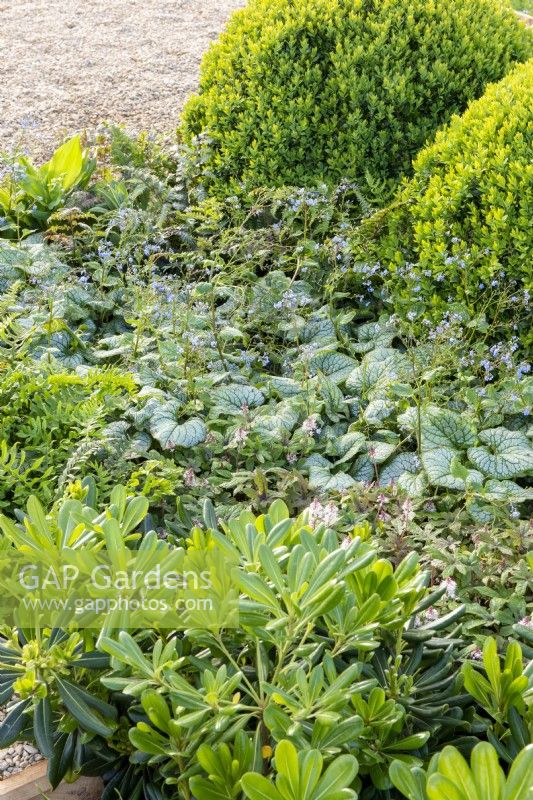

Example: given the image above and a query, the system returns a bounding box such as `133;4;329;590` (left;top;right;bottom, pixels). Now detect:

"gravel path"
0;0;245;159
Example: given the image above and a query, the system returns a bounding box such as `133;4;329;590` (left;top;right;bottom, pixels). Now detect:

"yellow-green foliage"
182;0;532;193
361;59;533;314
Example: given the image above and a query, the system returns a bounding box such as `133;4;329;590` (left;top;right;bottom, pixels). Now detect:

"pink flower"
442;577;457;598
307;498;339;528
302;415;320;435
231;427;249;445
401;498;414;519
183;468;197;487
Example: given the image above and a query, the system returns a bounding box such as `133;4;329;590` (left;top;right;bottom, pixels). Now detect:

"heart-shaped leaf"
212;384;265;414
468;428;533;479
309;466;356;492
310;351;357;384
150;400;207;449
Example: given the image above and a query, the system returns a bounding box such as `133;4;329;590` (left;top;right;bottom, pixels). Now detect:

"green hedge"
181;0;532;193
357;58;533;326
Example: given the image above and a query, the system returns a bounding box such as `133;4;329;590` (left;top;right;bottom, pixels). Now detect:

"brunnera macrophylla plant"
2;215;532;527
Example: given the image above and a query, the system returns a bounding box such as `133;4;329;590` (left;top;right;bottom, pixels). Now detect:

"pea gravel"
0;0;245;159
0;705;44;781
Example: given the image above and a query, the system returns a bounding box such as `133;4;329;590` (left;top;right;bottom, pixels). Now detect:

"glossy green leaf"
312;754;358;800
34;695;54;759
427;774;468;800
503;745;533;800
275;739;300;796
471;742;505;800
56;677;117;737
436;747;479;800
390;761;427;800
241;773;284;800
0;699;30;747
